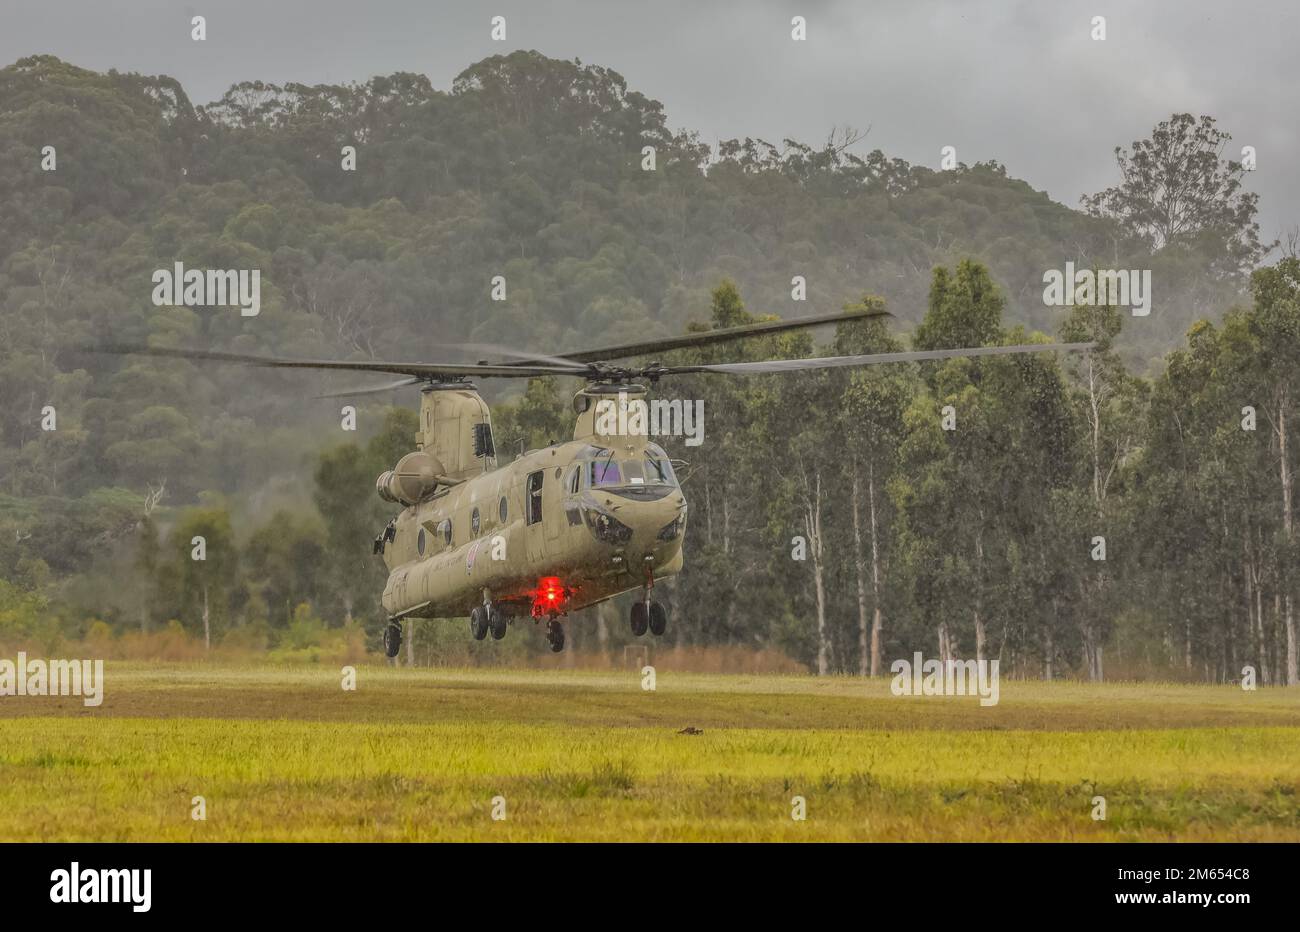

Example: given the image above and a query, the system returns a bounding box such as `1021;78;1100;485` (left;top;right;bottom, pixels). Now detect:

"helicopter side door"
544;466;565;550
524;470;545;563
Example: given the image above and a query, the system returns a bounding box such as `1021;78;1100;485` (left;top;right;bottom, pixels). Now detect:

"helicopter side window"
526;471;544;525
568;466;581;495
471;507;481;536
438;519;452;547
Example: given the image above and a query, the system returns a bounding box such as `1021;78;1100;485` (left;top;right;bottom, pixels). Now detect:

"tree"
1248;258;1300;684
159;507;240;649
1082;113;1269;276
836;297;909;675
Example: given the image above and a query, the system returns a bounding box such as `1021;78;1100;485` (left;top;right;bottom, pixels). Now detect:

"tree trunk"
851;462;870;676
1044;620;1054;681
937;621;953;666
1246;557;1262;684
974;515;986;665
868;460;884;678
804;470;829;676
1253;558;1263;681
1276;593;1284;686
406;619;415;667
202;584;210;651
1087;353;1103;502
1278;387;1298;685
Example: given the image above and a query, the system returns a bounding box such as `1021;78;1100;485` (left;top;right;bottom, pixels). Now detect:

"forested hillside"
1;51;1291;683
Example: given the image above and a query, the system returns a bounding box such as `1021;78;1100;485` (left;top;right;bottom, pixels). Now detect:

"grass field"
2;663;1299;841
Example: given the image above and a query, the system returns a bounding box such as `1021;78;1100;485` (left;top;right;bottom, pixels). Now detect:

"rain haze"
2;0;1296;238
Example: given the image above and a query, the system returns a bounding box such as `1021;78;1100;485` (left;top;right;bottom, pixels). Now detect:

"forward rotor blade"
316;376;423;398
506;306;891;366
92;344;585;379
440;342;590;371
662;341;1097;375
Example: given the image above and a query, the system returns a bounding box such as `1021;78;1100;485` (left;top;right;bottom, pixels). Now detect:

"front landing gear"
629;600;668;637
383;620;402;658
546;618;565;653
630;602;649;636
649;601;667;636
631;561;668;638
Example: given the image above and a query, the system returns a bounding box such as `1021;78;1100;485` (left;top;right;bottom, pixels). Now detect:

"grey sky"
3;0;1296;238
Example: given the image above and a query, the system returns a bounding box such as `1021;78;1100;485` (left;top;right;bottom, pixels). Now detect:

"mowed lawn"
2;664;1299;841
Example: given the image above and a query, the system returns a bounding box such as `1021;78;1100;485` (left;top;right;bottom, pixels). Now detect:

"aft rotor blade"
317;376;423;398
661;342;1097;375
506;306;892;366
92;344;587;379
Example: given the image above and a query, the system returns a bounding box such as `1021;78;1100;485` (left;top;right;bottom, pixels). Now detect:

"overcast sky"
4;0;1296;238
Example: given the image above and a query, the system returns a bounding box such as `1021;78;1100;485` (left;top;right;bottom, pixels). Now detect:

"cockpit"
578;444;679;500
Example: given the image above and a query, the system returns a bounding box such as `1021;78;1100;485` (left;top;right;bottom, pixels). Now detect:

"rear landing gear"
488;606;508;640
383;620;402;658
470;606;489;641
546;618;565;653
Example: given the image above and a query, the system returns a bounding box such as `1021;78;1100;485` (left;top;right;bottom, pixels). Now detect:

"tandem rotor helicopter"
104;310;1092;656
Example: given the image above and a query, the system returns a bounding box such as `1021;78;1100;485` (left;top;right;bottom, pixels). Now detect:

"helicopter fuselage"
376;384;687;625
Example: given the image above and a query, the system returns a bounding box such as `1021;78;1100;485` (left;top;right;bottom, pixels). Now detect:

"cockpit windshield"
590;459;622;487
587;449;677;489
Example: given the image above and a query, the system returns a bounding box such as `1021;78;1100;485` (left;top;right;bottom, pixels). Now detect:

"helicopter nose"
620;493;687;551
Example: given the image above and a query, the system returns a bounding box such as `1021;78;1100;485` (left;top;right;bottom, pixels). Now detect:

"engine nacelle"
376;451;445;505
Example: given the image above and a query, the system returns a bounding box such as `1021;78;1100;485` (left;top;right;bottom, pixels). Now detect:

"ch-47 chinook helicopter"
104;310;1092;655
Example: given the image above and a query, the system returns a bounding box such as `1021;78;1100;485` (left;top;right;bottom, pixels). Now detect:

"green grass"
1;663;1298;840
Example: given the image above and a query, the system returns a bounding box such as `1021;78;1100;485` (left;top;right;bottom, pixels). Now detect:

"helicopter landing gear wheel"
469;606;488;641
546;618;565;653
630;601;649;637
383;620;402;658
648;601;667;636
488;605;508;640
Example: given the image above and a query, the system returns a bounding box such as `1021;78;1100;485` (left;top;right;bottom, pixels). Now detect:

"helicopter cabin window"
526;471;544;525
416;529;427;556
499;496;508;523
568;466;581;495
438;518;452;547
473;422;495;458
471;507;481;536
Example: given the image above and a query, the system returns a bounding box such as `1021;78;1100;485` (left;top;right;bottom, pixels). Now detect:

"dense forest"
0;51;1293;683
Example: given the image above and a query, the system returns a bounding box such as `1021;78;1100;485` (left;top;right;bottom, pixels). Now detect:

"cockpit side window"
645;456;675;484
644;444;677;486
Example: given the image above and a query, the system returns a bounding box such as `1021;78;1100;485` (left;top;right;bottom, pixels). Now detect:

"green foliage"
0;54;1285;680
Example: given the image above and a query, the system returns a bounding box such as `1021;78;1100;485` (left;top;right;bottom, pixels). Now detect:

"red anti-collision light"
533;577;566;614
